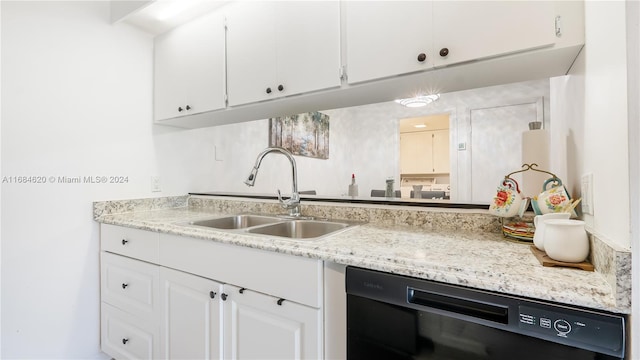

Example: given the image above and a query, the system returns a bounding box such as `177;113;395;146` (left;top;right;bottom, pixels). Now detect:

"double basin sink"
183;214;361;240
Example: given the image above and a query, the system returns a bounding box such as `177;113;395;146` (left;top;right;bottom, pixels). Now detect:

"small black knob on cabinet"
122;283;128;289
277;298;285;306
221;293;228;301
209;291;216;299
277;84;284;91
178;106;184;112
439;48;449;57
239;288;246;294
266;87;272;94
417;53;427;62
122;338;129;345
121;239;128;245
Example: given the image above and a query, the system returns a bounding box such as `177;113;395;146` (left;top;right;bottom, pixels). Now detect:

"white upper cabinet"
154;10;226;121
226;1;341;107
346;1;558;84
345;1;434;84
432;1;556;67
400;130;450;175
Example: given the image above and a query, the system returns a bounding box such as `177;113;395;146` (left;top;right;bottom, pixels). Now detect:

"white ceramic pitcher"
533;212;571;251
543;219;589;263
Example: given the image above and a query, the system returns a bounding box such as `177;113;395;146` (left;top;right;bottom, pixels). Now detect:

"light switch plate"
457;142;467;151
581;173;593;215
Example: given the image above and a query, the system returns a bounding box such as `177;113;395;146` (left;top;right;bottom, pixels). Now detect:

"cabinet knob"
121;283;128;289
266;87;272;94
439;48;449;57
277;298;285;306
122;338;129;345
277;84;284;92
239;288;246;294
221;293;228;301
185;105;191;111
417;53;427;62
121;239;128;245
209;291;216;299
178;106;184;112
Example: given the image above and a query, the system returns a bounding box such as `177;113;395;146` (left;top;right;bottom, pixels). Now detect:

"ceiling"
399;113;450;133
113;0;230;36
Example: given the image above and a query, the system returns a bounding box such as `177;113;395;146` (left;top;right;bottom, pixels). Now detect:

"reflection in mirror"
206;78;550;205
399;114;451;200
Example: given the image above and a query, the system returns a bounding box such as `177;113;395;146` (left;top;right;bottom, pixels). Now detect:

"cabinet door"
223;285;322;359
225;1;277;106
154;27;186;121
154;10;226;121
181;11;226;117
400;132;433;174
275;1;341;96
160;267;224;360
345;1;434;84
432;129;450;173
433;1;556;67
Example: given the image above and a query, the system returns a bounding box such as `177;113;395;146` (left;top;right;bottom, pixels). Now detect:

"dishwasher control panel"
518;305;624;356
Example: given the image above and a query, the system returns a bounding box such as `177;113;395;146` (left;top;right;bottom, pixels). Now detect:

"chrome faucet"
244;147;301;217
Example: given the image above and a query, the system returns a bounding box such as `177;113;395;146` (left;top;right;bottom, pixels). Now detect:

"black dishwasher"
346;267;626;360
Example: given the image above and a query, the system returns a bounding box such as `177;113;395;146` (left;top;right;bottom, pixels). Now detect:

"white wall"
626;0;639;357
0;2;215;358
559;1;635;356
581;1;630;248
0;1;3;354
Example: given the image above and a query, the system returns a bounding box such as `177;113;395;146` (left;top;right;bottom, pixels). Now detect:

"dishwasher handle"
408;287;509;324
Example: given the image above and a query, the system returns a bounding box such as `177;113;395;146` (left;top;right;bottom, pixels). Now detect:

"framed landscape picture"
269;111;329;159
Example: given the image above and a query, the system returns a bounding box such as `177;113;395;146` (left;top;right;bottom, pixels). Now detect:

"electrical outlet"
151;175;162;193
581;173;593;215
457;142;467;151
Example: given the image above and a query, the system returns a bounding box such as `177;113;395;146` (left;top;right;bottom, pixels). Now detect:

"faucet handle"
277;189;299;209
277;189;284;204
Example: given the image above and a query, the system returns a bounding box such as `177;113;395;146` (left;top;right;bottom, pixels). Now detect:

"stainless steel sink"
189;214;282;230
247;220;350;239
183;214;361;240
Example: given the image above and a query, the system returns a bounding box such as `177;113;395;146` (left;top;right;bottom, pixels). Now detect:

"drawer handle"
122;338;129;345
121;239;128;245
121;283;129;289
239;288;246;294
277;298;285;306
221;293;228;301
209;291;216;299
417;53;427;62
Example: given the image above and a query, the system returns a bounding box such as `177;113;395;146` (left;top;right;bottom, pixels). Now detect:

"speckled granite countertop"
94;196;631;314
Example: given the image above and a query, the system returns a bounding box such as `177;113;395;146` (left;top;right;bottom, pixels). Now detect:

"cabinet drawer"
101;224;159;263
101;252;160;321
101;302;160;360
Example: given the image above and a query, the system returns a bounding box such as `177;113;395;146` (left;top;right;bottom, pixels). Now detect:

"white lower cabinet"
160;267;224;360
100;225;323;360
101;302;160;360
224;284;321;359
